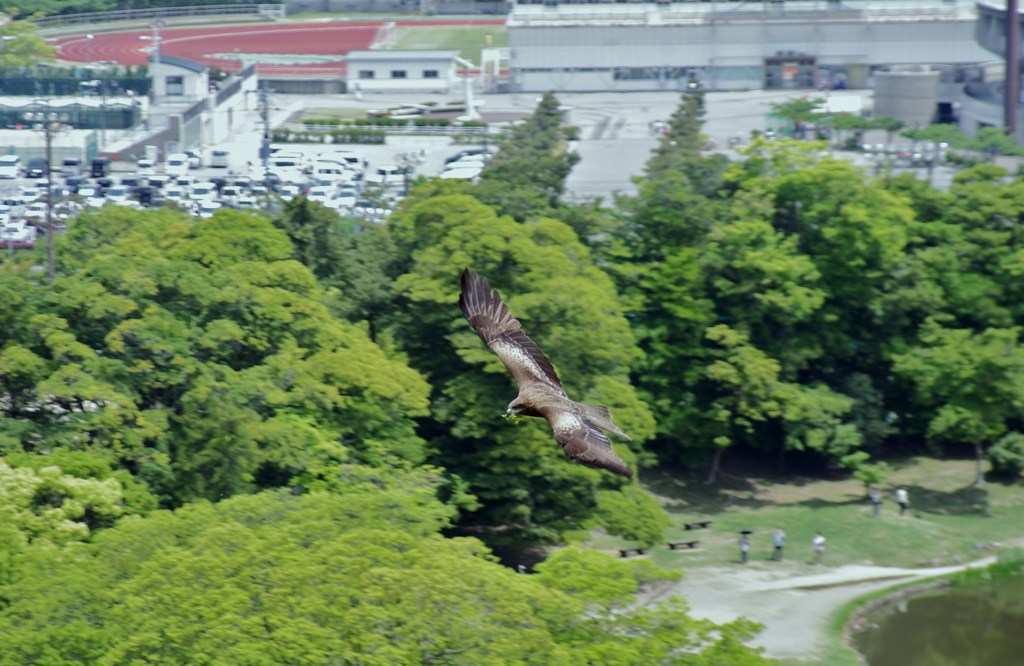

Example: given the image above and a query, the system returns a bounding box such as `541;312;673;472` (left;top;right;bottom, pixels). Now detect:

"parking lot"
4;87;974;254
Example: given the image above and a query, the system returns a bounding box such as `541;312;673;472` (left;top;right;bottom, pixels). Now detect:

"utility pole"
148;19;164;104
23;101;68;285
1007;0;1020;137
258;80;271;172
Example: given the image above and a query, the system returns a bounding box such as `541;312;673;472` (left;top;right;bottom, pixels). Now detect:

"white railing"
281;123;510;136
32;4;285;29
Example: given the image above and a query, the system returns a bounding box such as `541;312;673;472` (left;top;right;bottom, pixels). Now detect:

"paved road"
637;555;998;661
212;88;955;201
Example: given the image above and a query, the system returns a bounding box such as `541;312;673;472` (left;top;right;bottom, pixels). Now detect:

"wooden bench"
619;547;646;558
667;540;700;550
684;520;712;531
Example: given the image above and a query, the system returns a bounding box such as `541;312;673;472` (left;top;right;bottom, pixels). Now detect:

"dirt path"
638;557;996;662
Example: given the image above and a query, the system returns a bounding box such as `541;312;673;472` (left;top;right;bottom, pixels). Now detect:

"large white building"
345;50;462;93
506;0;993;93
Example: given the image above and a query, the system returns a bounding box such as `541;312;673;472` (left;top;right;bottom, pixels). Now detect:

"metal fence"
32;3;286;28
282;123;508;136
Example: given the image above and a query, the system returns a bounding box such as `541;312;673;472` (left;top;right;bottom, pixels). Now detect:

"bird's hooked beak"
503;407;523;425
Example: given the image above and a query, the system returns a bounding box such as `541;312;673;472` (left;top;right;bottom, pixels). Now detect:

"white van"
165;153;190;178
61;158;82;178
0;155;20;179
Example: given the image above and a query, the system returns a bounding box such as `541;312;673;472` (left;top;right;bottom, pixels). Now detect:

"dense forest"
2;88;1024;661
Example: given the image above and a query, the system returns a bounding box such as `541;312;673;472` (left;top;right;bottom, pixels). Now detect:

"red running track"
54;20;505;77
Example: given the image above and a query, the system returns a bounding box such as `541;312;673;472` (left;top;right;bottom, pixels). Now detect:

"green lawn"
590;457;1023;571
587;457;1022;665
390;26;507;63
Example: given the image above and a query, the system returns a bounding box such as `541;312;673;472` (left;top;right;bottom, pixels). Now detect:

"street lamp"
22;101;71;285
140;19;163;104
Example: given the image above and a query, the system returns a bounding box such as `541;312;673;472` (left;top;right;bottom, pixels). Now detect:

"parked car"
165;153;190;178
0;155;21;179
24;158;47;179
185;150;203;169
189;182;218;203
210;150;230;168
91;156;110;178
61;158;82;178
444;147;495;165
1;220;37;249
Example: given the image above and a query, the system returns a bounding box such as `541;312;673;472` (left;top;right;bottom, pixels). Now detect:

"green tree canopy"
0;207;430;506
0;482;773;666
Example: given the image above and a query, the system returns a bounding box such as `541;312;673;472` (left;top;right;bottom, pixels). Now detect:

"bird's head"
503;402;524;425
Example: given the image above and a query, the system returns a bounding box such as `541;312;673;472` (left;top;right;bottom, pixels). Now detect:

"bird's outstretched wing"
459;268;562;391
552;409;633;478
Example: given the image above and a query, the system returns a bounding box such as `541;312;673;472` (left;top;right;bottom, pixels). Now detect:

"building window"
423;69;439;79
358;70;375;79
165;75;184;96
390;70;407;79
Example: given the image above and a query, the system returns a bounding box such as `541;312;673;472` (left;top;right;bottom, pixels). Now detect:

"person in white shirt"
895;487;909;516
812;532;826;564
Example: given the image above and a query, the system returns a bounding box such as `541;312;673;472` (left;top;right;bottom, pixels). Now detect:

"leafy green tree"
594;485;671;547
0;207;430;506
987;432;1024;478
386;191;658;545
475;91;580;220
0;484;773;666
893;320;1024;486
768;97;824;137
872;116;905;144
0;20;55;68
534;545;775;665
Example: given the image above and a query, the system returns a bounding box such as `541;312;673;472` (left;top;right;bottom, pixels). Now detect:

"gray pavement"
213;88;956;202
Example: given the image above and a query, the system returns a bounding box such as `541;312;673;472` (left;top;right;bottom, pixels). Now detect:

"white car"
164;185;189;202
77;187;106;208
194;200;222;218
16;186;42;204
210;150;229;168
24;201;48;221
366;165;405;188
306;185;335;205
105;185;133;206
439;165;483;181
445;157;488;171
165;153;190;178
278;184;302;201
0;155;21;179
189;182;218;203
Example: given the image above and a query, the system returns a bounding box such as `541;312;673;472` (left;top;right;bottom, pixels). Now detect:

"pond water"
852;577;1024;666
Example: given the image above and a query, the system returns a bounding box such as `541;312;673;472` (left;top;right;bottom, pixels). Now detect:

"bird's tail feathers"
579;403;630;440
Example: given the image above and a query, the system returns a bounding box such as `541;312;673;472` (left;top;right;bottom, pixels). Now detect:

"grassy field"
390;26;507;63
591;457;1024;572
591;457;1023;665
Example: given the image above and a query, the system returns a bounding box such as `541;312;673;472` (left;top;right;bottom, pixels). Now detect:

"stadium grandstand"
505;0;993;93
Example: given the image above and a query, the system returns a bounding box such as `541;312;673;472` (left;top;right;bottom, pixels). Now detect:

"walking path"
638;556;997;661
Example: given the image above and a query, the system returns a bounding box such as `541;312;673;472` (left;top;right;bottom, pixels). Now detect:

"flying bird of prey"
459;268;633;478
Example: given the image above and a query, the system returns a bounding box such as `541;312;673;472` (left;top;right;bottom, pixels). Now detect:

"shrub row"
272;129;387;145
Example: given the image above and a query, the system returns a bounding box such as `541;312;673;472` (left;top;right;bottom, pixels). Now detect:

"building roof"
148;55;208;73
345;50;461;63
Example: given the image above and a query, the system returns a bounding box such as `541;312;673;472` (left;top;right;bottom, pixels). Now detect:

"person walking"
870;487;882;517
772;528;786;561
812;531;826;564
895;487;909;516
739;534;750;564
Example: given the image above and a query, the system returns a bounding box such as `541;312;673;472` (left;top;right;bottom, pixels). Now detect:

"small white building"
150;55;210;101
345;50;460;93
